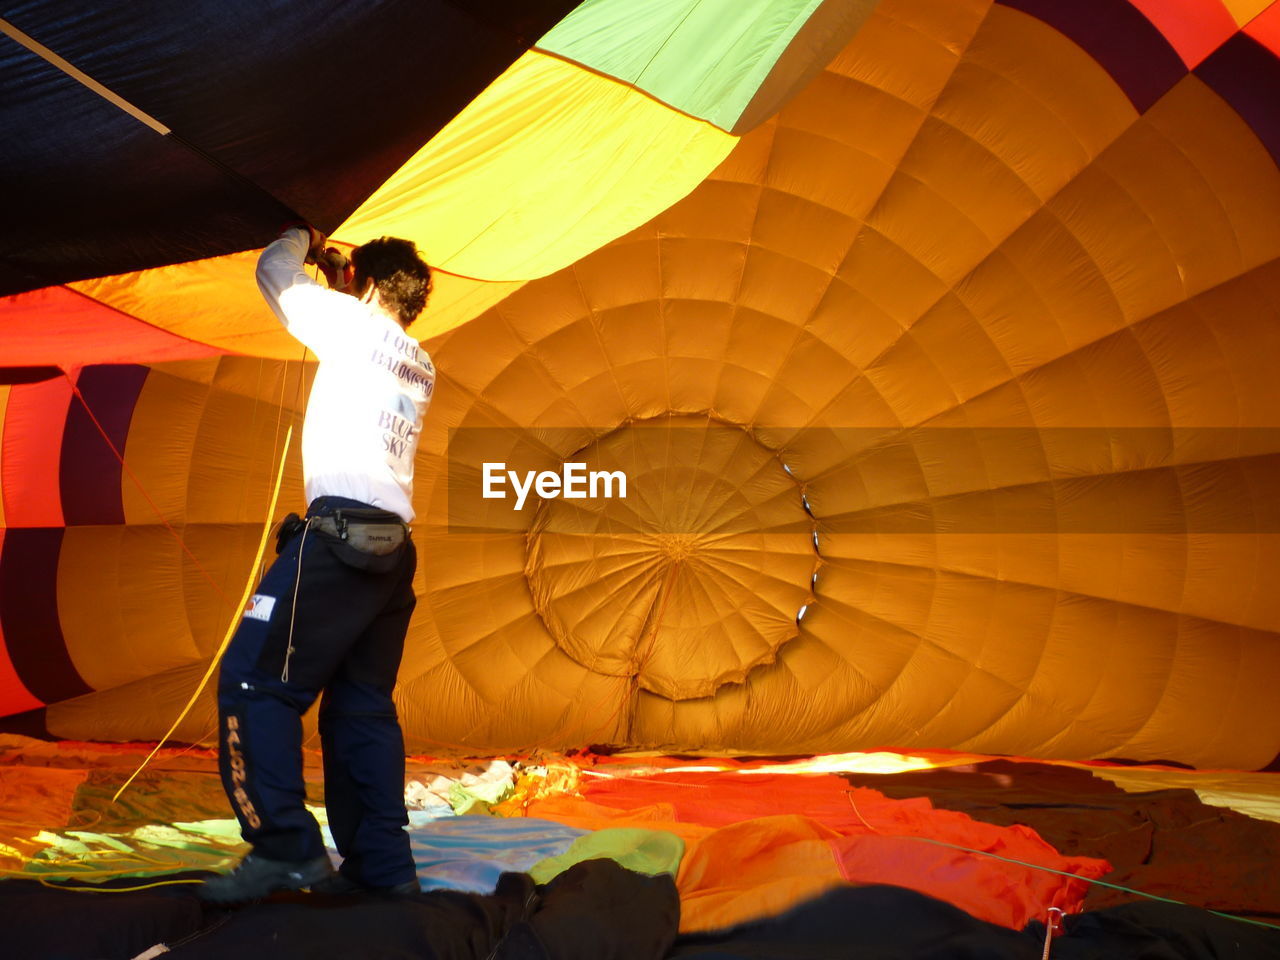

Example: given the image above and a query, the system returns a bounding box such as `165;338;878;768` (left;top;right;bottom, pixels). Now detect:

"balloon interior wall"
2;1;1279;954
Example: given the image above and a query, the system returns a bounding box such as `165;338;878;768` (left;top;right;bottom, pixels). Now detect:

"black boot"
198;853;335;903
309;872;419;896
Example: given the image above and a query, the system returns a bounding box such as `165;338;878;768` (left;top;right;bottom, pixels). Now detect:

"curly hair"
351;237;432;327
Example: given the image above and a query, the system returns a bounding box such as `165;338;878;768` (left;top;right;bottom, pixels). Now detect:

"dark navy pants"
217;496;417;887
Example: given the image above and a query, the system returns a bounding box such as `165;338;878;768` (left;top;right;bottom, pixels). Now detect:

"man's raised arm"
255;226;354;353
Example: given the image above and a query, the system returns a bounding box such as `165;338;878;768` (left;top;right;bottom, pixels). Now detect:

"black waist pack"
310;508;407;555
311;507;410;573
275;508;410;573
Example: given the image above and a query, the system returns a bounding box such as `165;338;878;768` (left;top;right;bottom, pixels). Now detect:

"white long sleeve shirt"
256;228;434;522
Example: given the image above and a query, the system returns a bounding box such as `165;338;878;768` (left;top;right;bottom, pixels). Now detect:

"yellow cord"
111;425;295;805
36;876;205;892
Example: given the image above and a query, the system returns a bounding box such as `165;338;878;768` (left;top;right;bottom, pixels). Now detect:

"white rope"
281;518;313;683
0;17;171;134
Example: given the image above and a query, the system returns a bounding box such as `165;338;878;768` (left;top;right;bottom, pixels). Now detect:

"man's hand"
315;247;354;293
279;222;350;290
303;226;327;264
279;221;327;263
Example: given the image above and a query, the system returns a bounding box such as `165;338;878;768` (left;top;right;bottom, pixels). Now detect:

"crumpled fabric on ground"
842;759;1280;917
398;815;589;892
528;826;684;884
405;759;516;814
3;859;677;960
525;772;1109;931
8;868;1274;960
669;884;1280;960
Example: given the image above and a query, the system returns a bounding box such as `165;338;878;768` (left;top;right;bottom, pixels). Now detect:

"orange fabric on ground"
520;793;716;853
0;763;89;870
579;770;878;828
831;811;1111;929
677;811;1109;933
519;794;843;932
676;815;848;933
569;772;1110;930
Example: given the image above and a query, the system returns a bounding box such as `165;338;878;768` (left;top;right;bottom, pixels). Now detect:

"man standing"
200;226;435;902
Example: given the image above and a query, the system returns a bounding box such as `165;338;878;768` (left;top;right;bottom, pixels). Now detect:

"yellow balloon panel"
337;50;736;281
70;252;297;359
64;248;533;356
830;0;991;111
57;526;198;692
46;660;219;746
944;5;1138;183
122;359;299;526
1223;0;1273;26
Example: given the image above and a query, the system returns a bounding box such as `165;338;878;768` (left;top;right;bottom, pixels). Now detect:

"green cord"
902;834;1280;933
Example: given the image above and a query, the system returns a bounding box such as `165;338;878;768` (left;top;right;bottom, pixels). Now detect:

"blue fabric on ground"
325;814;589;892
